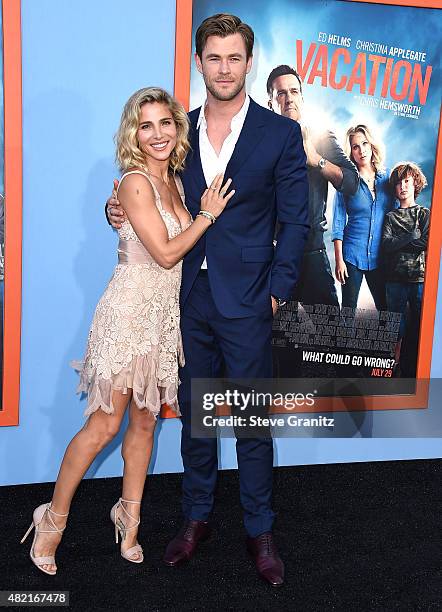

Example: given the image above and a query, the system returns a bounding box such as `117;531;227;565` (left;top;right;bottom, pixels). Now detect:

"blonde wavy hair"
344;124;385;173
115;87;190;174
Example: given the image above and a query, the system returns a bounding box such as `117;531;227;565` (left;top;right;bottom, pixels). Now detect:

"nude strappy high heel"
110;498;144;563
20;503;69;575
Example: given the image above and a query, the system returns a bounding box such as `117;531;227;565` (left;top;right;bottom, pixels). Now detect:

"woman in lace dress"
21;87;234;574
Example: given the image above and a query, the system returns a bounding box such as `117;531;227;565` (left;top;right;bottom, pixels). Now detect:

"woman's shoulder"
120;167;150;181
376;167;390;180
117;168;156;199
119;168;153;187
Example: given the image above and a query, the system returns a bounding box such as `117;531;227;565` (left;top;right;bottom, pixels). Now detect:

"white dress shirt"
197;95;250;269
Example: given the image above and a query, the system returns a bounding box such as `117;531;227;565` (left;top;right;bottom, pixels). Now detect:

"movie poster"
0;2;4;410
189;0;442;399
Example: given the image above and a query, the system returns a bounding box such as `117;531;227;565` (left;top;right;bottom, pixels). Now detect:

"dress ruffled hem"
70;354;181;419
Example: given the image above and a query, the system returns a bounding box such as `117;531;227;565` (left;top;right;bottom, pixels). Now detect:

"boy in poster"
382;162;429;377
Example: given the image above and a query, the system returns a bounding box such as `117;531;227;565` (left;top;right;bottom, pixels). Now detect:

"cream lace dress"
73;170;191;418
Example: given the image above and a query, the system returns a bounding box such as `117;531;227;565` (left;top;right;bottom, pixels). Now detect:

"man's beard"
204;73;246;101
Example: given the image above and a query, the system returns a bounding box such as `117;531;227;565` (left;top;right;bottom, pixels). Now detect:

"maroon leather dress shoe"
246;532;285;587
163;519;211;566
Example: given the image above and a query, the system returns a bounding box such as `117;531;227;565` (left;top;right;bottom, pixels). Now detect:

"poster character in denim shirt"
332;124;396;311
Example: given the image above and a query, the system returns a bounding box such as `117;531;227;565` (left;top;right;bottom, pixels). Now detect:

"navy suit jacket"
180;97;309;319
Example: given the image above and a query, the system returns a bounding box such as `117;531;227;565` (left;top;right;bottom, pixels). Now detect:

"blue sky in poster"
190;0;442;209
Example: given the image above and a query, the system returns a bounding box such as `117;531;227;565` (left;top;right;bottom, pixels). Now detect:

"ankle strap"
39;504;68;535
48;503;69;517
115;498;141;529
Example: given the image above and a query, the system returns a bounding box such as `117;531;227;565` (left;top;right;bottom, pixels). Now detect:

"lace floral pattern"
73;173;191;418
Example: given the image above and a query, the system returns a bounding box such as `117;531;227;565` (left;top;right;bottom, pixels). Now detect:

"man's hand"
301;124;321;168
271;296;279;316
107;179;126;229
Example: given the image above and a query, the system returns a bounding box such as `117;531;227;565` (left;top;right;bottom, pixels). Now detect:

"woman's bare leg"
118;400;157;560
33;391;130;572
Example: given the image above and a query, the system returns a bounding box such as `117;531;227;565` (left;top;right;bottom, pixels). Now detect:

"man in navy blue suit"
108;14;309;586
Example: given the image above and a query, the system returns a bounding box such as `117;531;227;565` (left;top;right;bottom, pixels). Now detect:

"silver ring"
210;186;216;191
109;207;114;215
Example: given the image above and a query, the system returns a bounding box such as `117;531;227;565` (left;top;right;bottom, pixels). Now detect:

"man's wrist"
318;156;327;170
306;151;321;168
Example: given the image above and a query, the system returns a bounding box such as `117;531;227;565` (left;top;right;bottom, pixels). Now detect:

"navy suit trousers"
178;272;275;537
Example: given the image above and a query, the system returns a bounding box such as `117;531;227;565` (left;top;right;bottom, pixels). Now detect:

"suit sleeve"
270;120;310;301
320;131;359;196
105;203;111;225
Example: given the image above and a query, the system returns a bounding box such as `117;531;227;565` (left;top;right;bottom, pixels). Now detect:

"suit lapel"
187;110;207;198
224;98;266;179
185;99;266;202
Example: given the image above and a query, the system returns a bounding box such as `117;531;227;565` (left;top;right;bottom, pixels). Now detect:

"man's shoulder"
188;106;201;127
252;100;300;134
310;127;337;147
188;98;300;136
